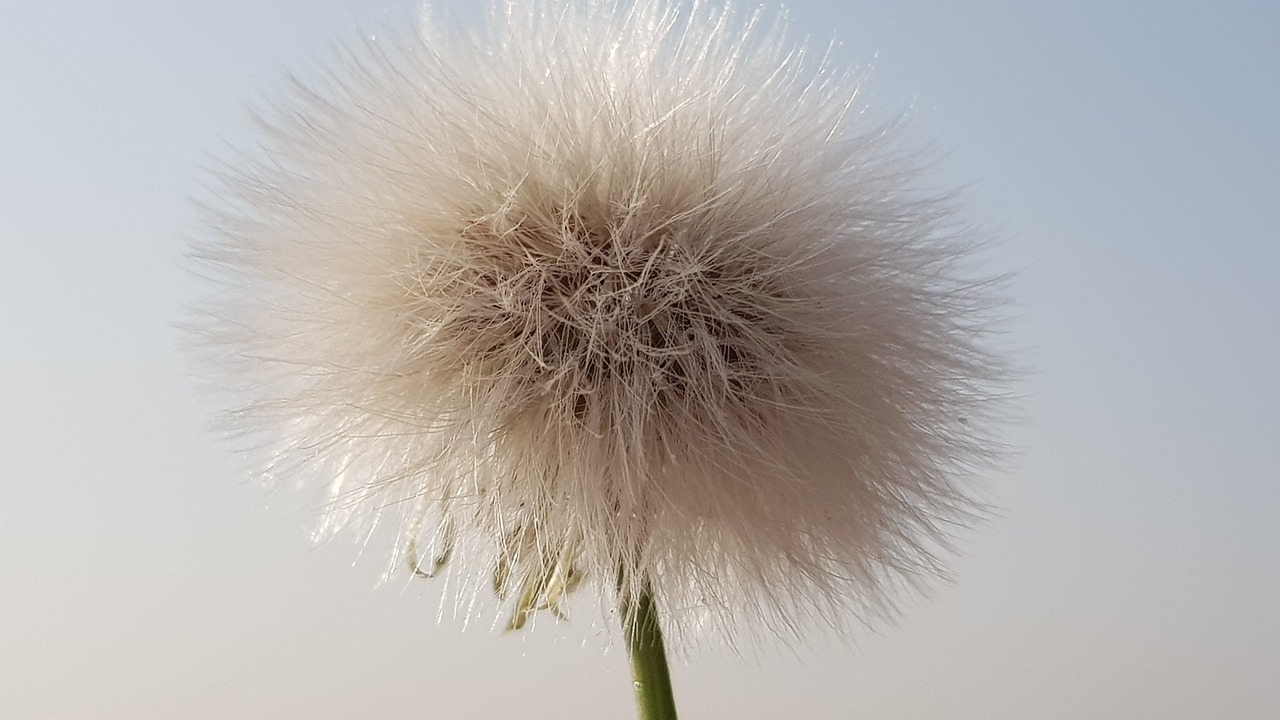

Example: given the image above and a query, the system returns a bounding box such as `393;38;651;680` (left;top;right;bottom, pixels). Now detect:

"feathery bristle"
191;0;1009;647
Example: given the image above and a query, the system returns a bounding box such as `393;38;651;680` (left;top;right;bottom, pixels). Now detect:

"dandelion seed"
191;1;1011;717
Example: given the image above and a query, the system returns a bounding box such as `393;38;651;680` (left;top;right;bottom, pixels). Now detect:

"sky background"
2;1;1278;718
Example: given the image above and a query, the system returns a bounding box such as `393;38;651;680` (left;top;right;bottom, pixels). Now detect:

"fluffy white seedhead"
194;0;1008;647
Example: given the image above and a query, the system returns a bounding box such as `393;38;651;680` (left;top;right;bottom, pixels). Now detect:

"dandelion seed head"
193;0;1010;647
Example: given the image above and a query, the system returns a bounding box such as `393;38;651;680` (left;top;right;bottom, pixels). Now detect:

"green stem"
620;584;679;720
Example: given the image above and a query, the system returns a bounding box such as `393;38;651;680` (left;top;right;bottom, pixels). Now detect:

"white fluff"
193;0;1008;646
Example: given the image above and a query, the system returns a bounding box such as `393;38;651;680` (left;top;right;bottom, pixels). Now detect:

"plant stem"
620;584;679;720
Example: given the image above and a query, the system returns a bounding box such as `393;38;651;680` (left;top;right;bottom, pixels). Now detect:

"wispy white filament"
193;0;1008;646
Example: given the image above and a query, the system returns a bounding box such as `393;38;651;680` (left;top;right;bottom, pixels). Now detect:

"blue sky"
2;1;1277;718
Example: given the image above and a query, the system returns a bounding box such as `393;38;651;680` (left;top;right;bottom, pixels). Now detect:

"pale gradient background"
2;1;1278;718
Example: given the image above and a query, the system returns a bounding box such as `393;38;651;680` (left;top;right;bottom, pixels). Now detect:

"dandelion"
192;1;1009;717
